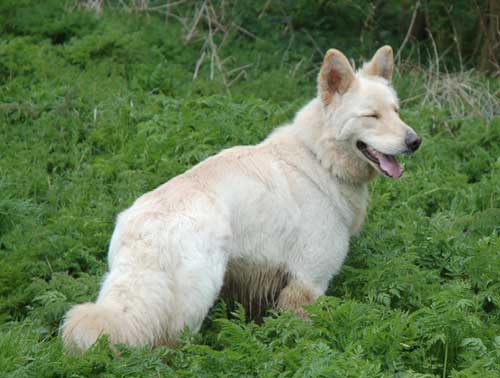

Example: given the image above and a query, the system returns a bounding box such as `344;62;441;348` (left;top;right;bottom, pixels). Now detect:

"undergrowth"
0;1;499;377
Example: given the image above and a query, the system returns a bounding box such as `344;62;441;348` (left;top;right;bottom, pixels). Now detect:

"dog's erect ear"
318;49;355;104
363;45;393;80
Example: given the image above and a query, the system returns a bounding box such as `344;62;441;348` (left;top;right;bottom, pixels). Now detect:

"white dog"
62;46;421;351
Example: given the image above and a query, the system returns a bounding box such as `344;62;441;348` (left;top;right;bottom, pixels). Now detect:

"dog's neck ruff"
292;99;377;186
317;138;377;185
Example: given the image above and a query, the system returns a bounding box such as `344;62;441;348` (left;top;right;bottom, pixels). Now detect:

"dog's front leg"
276;279;320;319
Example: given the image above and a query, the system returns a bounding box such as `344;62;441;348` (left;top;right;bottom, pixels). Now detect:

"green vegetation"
0;1;499;377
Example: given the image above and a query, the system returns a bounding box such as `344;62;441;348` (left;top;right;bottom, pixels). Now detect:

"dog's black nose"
405;132;422;152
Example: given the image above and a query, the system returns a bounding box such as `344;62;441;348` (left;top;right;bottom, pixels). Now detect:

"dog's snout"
405;132;422;152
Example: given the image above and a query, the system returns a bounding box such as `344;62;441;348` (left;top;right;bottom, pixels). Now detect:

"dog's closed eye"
362;113;379;119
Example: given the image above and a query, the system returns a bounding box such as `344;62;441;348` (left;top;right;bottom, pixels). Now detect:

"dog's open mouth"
356;141;404;179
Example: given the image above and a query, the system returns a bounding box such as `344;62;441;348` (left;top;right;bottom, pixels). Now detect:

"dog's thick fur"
62;46;420;351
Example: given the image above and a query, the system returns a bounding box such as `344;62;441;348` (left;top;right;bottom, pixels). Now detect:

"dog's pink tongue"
371;150;403;179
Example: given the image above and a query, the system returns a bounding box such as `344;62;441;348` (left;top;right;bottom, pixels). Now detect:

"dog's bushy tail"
61;302;130;352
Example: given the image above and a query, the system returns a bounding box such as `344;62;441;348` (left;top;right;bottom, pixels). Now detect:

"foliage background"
0;0;499;377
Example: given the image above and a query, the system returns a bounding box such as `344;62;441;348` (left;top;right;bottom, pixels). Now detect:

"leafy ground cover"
0;1;499;377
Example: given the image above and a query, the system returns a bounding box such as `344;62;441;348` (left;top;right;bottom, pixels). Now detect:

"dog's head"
317;46;421;179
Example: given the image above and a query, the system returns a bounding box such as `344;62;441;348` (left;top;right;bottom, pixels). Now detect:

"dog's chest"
336;182;369;236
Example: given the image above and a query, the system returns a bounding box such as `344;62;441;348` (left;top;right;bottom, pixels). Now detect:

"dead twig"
395;0;421;66
185;1;206;43
302;28;323;57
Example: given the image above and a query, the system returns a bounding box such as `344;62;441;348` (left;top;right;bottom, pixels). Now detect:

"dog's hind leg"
61;212;229;352
61;268;183;351
62;256;228;352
